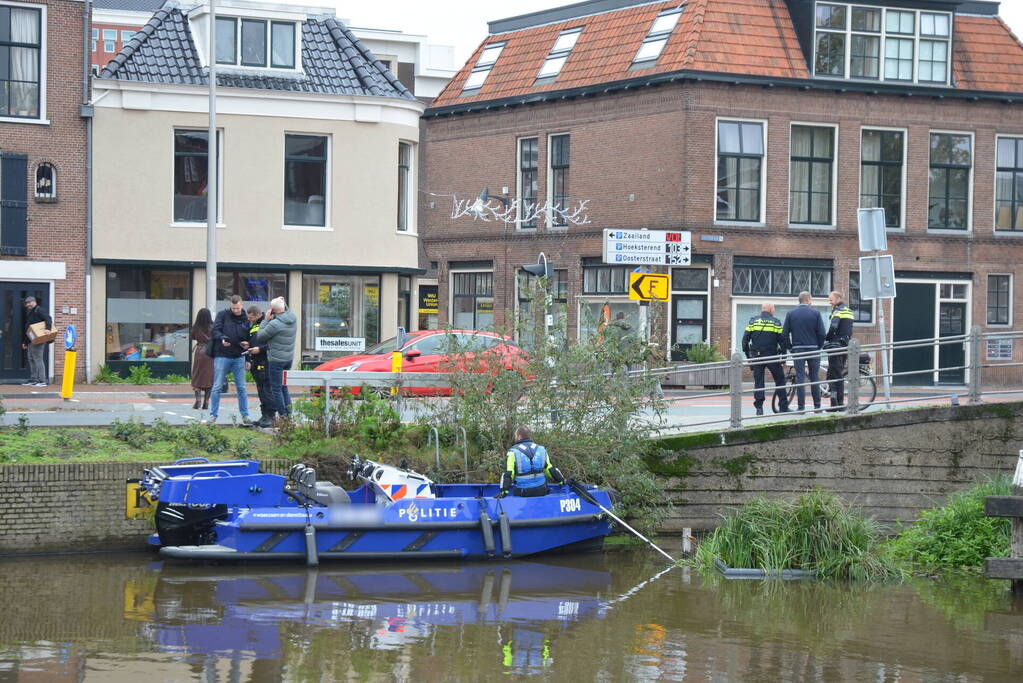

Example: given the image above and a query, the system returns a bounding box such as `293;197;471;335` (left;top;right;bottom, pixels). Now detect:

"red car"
312;330;529;396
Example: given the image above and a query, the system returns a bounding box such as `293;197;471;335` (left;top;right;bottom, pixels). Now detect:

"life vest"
510;441;548;490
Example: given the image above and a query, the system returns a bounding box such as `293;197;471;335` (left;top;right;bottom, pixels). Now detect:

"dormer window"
813;3;951;85
462;41;505;93
633;7;682;66
536;27;581;82
215;17;297;69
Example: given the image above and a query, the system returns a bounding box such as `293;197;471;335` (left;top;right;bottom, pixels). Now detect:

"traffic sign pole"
874;249;892;409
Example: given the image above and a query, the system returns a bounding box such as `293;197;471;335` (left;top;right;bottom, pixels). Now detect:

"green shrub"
109;418;155;448
886;476;1012;570
95;364;123;384
160;373;190;383
682;342;726;363
695;488;901;580
354;389;402;450
14;414;29;436
127;364;153;385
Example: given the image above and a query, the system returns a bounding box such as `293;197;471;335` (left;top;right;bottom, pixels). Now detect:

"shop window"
284;134;327;227
579;301;639;342
34;162;55;201
216;272;287;311
451;272;494;330
105;268;191;362
173;129;221;223
301;274;380;360
417;284;438;330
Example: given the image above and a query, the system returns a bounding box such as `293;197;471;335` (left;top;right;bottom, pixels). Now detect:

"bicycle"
771;352;877;413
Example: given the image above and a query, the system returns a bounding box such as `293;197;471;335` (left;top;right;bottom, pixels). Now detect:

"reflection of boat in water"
134;558;613;658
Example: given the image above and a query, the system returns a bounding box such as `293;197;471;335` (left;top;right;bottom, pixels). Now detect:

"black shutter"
1;153;29;256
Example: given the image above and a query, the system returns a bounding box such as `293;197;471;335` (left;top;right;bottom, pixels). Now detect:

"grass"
694;488;903;580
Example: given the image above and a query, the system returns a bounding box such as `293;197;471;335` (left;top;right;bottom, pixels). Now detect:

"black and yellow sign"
418;286;439;314
125;479;154;520
628;273;669;302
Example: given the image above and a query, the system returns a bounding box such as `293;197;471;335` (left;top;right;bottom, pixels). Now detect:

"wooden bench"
984;450;1023;596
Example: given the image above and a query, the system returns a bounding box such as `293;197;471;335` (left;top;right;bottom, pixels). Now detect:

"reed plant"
696;488;902;580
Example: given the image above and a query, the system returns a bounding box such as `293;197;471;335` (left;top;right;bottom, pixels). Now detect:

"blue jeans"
792;347;822;409
209;355;249;420
268;361;292;417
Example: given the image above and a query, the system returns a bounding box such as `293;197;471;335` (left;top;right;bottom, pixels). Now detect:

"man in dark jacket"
21;296;52;386
249;296;297;422
825;290;856;410
208;295;252;424
244;306;274;427
782;291;827;412
742;303;789;415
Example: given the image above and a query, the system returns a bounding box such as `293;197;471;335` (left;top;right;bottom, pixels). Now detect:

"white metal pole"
206;0;218;313
874;250;892;408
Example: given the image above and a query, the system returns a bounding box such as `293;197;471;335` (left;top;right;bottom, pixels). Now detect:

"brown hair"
229;295;243;304
514;426;532;441
247;305;262;316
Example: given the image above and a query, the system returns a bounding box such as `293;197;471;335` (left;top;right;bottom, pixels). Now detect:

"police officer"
243;306;274;428
825;291;855;410
501;426;565;497
742;303;789;415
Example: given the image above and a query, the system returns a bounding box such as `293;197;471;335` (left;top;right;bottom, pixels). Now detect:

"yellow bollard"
60;349;76;400
390;350;402;395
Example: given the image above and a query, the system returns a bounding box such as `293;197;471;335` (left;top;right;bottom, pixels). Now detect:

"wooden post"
985;450;1023;596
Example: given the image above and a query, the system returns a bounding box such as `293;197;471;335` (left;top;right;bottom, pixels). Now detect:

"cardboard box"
27;321;58;345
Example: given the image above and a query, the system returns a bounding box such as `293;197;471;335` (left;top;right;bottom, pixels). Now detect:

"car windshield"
365;337;401;354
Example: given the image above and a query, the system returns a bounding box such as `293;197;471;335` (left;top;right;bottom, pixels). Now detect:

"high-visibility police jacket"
741;314;787;357
826;304;855;347
247;321;268;372
505;439;553;490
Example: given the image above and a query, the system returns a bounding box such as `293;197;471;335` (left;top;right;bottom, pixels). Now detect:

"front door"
0;283;48;383
670;295;708;361
938;301;966;384
892;282;935;386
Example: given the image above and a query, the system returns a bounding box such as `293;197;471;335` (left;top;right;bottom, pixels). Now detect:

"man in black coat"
782;291;827;412
207;295;252;424
21;296;52;386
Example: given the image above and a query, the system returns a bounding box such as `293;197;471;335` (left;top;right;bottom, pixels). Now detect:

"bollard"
390;351;402;396
845;339;860;415
729;353;744;429
968;325;983;404
60;349;77;400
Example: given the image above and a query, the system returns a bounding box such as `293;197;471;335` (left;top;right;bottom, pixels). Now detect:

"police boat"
140;456;614;564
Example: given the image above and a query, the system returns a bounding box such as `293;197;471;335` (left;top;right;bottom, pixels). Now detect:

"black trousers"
751;356;787;409
513;484;548;497
252;367;273;418
827;351;846;407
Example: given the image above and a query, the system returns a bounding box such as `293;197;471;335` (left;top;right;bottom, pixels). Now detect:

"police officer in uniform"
501;426;565;497
243;306;274;428
825;291;855;410
742;303;789;415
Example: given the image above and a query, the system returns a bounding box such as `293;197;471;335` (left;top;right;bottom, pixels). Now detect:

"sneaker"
21;381;35;386
755;407;764;416
778;407;792;413
34;382;47;387
257;416;274;429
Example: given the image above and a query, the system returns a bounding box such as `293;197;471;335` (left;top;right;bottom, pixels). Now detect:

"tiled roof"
99;5;415;100
431;0;1023;109
92;0;164;12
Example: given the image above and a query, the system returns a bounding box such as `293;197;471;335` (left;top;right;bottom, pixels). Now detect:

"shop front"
300;273;381;367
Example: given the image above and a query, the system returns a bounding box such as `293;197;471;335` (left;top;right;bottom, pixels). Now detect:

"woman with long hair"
190;307;214;409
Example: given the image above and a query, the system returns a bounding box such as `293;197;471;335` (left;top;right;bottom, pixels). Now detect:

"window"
536;27;580;81
462;41;504;92
928;133;971;230
549;134;569;227
418;284;438;330
121;30;135;43
732;258;832;297
0;152;28;255
860;129;903;228
102;28;116;40
918;40;947;82
284;134;327;227
884;37;913;80
451;272;494;330
517;137;538;229
996;137;1023;232
105;268;191;362
34;162;55;200
517;269;568;344
398;275;411;331
397;141;412;231
301;274;380;360
91;28;97;39
789;125;835;225
987;275;1011;326
104;40;115;53
0;5;42;118
216;271;287;311
633;7;682;65
173;129;221;224
91;40;96;52
583;261;630;295
848;272;873;323
214;17;296;69
717;120;764;222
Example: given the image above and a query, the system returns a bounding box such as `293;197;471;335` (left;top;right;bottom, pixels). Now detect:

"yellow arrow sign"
629;272;669;302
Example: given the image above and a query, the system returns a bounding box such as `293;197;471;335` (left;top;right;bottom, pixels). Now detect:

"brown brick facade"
422;80;1023;385
0;0;88;382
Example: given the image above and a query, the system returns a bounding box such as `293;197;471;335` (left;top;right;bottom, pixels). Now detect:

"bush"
127;364;153;385
682;342;726;363
95;364;123;384
886;476;1012;570
160;373;191;383
695;488;902;580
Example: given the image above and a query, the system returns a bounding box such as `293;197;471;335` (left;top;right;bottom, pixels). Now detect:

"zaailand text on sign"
602;229;692;266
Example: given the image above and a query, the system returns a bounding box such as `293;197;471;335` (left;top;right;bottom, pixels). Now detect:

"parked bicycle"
771;352;877;413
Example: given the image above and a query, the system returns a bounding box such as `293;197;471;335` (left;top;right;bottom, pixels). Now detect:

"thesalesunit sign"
315;337;365;352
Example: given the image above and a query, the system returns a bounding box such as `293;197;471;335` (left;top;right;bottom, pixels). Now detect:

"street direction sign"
629;272;670;301
603;229;692;266
859;255;897;299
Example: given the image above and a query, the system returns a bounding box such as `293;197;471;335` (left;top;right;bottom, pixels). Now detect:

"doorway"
0;282;48;383
892;279;970;386
670;295;708;361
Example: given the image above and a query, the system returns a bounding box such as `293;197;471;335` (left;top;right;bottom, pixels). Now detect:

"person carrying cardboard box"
22;296;54;387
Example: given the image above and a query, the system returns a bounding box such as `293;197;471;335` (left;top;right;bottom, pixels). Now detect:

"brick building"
0;0;88;383
90;0;161;74
421;0;1023;386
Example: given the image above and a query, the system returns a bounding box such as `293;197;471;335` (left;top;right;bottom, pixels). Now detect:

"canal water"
1;548;1021;681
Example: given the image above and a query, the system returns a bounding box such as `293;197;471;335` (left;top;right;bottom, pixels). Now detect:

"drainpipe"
82;0;94;381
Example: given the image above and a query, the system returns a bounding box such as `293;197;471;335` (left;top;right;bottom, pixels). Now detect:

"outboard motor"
287;463;350;506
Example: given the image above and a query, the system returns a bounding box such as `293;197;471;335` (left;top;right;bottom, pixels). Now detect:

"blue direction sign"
64;324;76;350
602;229;692;265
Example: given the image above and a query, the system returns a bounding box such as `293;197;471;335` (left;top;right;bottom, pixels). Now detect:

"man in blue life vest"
501;426;565;497
742;302;790;415
825;290;855;411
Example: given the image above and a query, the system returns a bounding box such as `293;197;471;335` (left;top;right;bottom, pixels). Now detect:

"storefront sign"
315;337;366;352
418;286;439;314
603;229;692;266
477;300;494;314
364;284;379;305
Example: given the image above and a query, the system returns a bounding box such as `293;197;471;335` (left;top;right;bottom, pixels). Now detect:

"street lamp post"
206;0;218;312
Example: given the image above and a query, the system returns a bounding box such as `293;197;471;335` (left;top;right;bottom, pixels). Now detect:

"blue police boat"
140;456;614;564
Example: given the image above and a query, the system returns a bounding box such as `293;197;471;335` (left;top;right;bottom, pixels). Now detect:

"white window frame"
713;116;768;227
282;132;332;231
994;135;1023;235
213;16;301;72
632;7;682;66
396;140;415;234
462;41;505;92
892;276;973;385
33;161;55;199
121;30;135;42
811;2;952;86
730;296;831;356
546;132;570;230
669;266;713;358
576;296;641;341
449;269;495;331
987;273;1013;328
858;126;908;232
516;136;539;232
926;129;974;234
169;127;225;229
536;27;581;81
102;28;116;41
848;271;876;327
787;121;839;229
0;1;48;124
